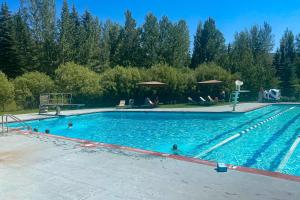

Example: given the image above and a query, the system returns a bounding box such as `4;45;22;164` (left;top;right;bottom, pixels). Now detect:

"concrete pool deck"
0;132;299;200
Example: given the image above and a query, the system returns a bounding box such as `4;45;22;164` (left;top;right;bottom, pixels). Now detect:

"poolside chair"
188;97;196;104
199;96;214;105
208;96;217;104
116;100;126;109
141;97;156;108
199;96;206;104
128;99;135;108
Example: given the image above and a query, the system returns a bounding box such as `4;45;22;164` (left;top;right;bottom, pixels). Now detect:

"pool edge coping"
4;103;272;124
10;128;300;183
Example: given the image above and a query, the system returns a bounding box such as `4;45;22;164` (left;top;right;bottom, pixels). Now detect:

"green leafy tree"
13;71;54;108
117;10;141;67
194;62;238;97
158;16;174;65
147;64;193;101
100;66;142;103
58;0;73;64
79;10;101;71
171;20;190;67
227;24;278;97
55;62;101;98
99;20;121;69
294;34;300;79
191;22;202;68
140;13;160;67
274;30;296;96
248;23;277;90
192;18;225;66
21;0;58;74
12;11;38;73
0;71;14;111
69;4;81;63
0;3;20;77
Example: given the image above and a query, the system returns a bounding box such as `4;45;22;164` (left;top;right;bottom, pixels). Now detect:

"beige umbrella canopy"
137;81;166;88
197;80;223;84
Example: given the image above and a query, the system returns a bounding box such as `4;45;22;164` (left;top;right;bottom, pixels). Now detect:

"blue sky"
2;0;300;49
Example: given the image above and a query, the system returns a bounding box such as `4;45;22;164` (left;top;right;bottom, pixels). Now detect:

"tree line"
1;0;300;110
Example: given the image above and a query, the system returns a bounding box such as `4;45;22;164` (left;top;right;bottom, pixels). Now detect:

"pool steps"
276;136;300;172
194;106;295;158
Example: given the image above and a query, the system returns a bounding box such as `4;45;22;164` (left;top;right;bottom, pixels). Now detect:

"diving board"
39;93;85;114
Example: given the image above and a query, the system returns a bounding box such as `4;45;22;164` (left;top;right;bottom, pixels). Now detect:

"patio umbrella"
137;81;166;88
197;80;223;98
197;80;223;84
137;81;167;104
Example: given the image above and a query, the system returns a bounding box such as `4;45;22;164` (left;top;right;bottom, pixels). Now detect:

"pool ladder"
1;114;31;133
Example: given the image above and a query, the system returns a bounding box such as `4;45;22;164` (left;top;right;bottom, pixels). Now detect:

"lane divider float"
194;106;296;158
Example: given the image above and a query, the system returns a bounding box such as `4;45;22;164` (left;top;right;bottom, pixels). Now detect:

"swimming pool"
9;104;300;176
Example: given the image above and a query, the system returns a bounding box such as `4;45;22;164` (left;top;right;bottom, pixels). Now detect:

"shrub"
194;62;239;98
13;72;55;108
146;64;196;102
55;62;101;103
0;72;14;111
100;66;142;104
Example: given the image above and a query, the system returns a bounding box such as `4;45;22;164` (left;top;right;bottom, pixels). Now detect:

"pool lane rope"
194;106;296;158
276;135;300;173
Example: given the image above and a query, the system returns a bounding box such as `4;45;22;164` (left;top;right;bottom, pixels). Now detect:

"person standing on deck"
258;87;264;102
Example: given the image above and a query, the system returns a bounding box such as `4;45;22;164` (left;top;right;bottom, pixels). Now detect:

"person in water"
68;122;73;128
172;144;179;155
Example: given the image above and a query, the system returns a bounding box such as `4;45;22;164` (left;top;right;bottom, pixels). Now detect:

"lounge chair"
187;97;196;104
128;99;134;108
141;97;156;108
116;100;126;109
199;96;206;104
208;96;217;104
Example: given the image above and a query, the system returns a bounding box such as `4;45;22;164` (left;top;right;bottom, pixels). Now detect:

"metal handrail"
1;114;31;133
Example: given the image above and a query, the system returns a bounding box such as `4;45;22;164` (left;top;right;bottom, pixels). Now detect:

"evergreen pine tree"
0;3;20;77
172;20;190;67
99;20;121;69
140;13;160;67
12;11;38;73
199;18;225;64
117;10;141;67
21;0;58;74
158;16;173;65
191;22;202;68
58;0;73;64
79;10;101;70
69;4;81;63
274;30;296;96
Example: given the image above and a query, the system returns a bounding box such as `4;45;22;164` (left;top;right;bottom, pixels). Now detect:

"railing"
1;114;31;133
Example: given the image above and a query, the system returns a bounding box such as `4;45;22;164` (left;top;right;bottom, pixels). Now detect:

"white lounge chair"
208;96;216;104
188;97;196;104
199;96;206;103
116;100;126;108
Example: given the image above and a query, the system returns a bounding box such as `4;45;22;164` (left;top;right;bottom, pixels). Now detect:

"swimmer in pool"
68;122;73;128
172;144;179;155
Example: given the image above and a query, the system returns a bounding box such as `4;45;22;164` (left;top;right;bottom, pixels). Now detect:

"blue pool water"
9;104;300;176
